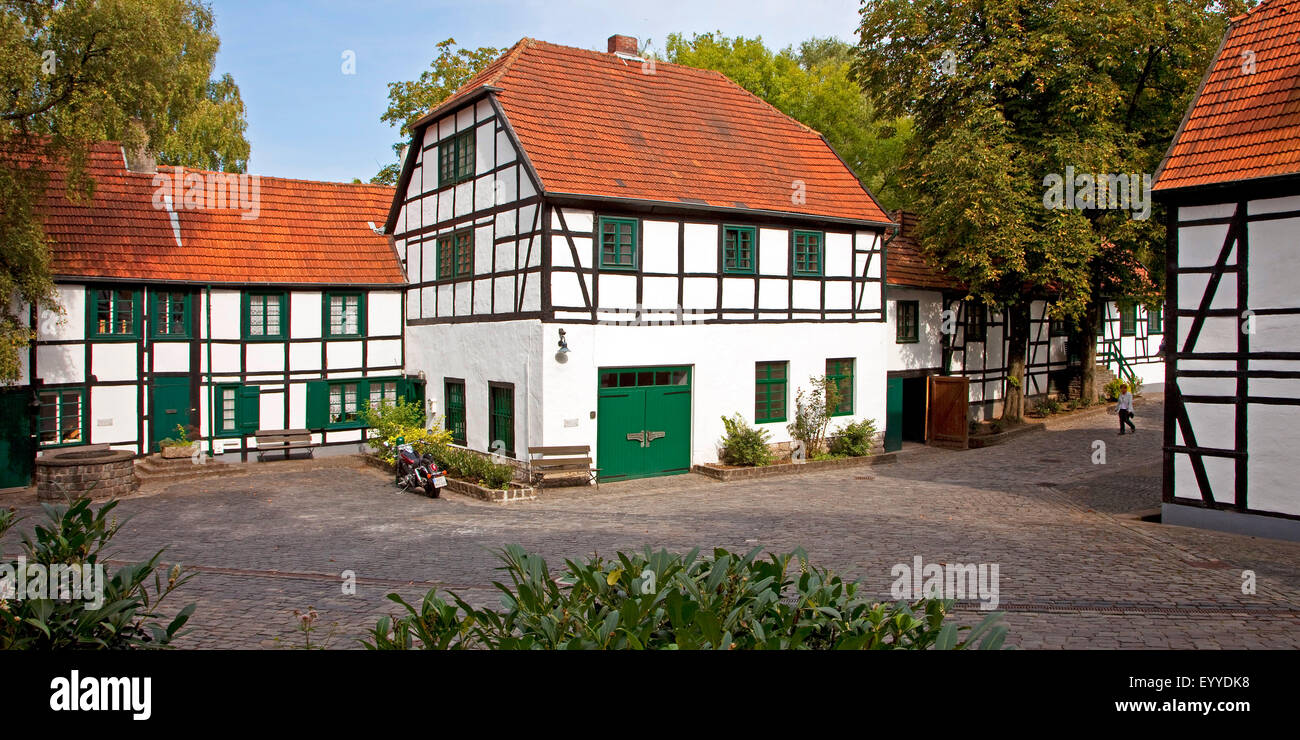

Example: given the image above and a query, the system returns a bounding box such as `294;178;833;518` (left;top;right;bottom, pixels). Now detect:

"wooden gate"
927;376;969;449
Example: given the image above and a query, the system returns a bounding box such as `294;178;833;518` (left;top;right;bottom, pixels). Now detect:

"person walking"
1117;383;1136;435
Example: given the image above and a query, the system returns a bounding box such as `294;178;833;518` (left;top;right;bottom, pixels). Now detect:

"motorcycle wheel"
425;480;440;498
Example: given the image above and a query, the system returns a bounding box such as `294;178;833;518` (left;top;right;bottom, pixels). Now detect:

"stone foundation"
35;447;139;502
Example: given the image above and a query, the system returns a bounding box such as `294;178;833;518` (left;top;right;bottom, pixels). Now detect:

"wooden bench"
527;445;599;488
254;429;317;461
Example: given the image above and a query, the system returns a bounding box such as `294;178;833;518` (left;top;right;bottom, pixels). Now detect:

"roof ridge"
1232;0;1294;23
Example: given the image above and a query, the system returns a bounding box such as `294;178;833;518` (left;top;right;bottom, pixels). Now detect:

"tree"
853;0;1246;414
372;38;502;185
0;0;250;382
663;32;913;210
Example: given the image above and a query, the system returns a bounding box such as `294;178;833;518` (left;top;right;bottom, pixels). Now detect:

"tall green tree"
664;32;913;210
853;0;1247;414
1;0;249;382
373;38;501;185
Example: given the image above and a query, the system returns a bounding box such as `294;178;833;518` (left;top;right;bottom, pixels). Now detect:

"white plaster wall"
367;339;402;368
289;342;321;372
206;290;241;340
1248;404;1300;515
89;385;136;444
246;343;285;373
405;319;543;455
151;342;189;373
541;321;890;467
886;287;944;372
368;291;402;337
291;292;322;338
36;285;84;341
326;341;363;370
91;343;136;382
36;344;83;384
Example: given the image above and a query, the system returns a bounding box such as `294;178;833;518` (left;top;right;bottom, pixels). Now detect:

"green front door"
884;376;903;452
0;388;33;488
597;367;691;481
151;377;192;452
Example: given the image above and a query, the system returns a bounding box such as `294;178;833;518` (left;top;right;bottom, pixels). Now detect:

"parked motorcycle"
394;441;447;498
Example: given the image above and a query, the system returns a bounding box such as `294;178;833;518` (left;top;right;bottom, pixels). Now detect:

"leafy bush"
828;418;877;457
363;399;450;464
787;376;840;457
431;445;515;490
1103;377;1143;402
363;545;1008;650
718;413;772;466
1036;396;1062;416
0;499;195;649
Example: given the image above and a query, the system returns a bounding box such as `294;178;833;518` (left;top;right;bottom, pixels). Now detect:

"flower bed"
692;452;896;482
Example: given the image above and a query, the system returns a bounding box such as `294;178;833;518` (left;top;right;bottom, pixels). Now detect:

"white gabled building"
0;142;411;488
882;211;1165;448
385;35;894;481
1153;0;1300;540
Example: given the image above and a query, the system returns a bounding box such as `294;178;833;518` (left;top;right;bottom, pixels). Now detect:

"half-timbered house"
0;142;411;487
1152;0;1300;540
386;35;893;480
883;211;1164;449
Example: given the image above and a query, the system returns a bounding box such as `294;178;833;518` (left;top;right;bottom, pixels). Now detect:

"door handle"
626;431;646;445
645;430;665;445
626;430;665;448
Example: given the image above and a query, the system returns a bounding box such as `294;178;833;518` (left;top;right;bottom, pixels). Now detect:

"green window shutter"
825;358;854;416
445;380;466;446
723;226;755;274
599;217;638;270
305;381;329;430
238;386;261;434
793;231;823;276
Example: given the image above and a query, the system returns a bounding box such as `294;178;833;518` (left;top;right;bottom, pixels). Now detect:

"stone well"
35;447;139;502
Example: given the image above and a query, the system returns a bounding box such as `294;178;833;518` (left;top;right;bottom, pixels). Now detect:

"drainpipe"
205;285;214;459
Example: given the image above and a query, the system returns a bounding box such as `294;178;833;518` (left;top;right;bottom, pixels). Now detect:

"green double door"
597;367;691;481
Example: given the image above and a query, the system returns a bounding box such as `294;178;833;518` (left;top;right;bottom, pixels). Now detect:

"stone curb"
691;453;896;482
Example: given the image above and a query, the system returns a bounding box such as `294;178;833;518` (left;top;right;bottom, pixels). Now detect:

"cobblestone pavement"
5;395;1300;649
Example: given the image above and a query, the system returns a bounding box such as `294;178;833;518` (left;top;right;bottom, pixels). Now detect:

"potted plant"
159;424;201;459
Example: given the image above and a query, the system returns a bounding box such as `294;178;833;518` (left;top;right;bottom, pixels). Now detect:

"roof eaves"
545;191;896;230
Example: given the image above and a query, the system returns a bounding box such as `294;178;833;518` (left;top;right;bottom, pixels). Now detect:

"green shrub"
1036;396;1062;416
718;413;773;466
363;545;1008;650
828;418;877;457
0;499;195;649
430;445;515;490
787;376;840;457
363;399;450;464
1103;377;1143;402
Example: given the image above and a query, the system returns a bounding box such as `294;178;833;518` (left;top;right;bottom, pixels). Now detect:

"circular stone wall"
35;448;139;502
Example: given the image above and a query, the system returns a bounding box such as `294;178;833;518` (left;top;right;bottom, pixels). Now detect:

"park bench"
254;429;317;461
527;445;599;488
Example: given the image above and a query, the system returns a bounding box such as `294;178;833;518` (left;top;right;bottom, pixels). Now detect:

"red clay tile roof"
32;141;403;285
425;39;891;224
1154;0;1300;192
886;211;963;290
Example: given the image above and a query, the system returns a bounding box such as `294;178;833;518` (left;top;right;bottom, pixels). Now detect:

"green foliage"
1;0;250;382
852;0;1242;328
718;413;773;466
787;375;840;457
664;32;912;210
828;418;877;457
0;498;195;649
363;545;1008;650
430;445;515;490
1104;377;1143;402
1036;397;1063;416
373;38;502;184
362;399;448;464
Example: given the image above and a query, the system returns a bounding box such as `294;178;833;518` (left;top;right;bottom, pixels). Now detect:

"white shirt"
1118;392;1134;411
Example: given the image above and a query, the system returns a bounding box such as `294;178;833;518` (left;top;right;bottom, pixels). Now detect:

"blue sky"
209;0;863;183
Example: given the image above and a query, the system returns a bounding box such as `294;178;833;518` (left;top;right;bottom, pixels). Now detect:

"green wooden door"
0;388;33;488
151;377;191;452
885;376;903;452
597;367;691;481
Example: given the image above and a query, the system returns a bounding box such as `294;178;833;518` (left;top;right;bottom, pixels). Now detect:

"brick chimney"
607;35;638;55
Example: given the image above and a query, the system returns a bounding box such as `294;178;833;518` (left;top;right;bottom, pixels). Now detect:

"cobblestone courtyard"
6;396;1300;649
